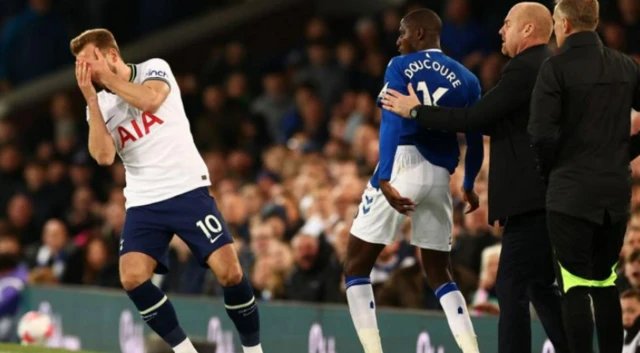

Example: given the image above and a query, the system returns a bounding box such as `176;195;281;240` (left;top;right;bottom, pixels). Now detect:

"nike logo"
105;115;115;124
210;233;224;244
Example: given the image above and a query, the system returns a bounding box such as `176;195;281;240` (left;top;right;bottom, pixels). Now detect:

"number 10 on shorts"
195;215;223;243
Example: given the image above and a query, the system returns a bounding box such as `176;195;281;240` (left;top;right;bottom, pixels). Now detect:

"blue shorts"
120;187;233;274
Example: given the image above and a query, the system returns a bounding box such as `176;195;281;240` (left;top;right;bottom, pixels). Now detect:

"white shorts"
350;145;453;252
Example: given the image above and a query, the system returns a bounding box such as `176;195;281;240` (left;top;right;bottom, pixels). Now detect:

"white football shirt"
88;58;210;209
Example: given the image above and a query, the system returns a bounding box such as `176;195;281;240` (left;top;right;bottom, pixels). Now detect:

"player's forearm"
463;133;484;190
102;74;162;113
87;99;116;166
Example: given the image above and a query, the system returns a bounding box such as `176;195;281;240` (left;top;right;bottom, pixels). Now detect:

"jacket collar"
560;31;602;53
514;43;550;59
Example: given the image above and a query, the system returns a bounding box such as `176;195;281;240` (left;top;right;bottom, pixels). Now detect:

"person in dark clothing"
528;1;640;352
0;233;28;343
622;289;640;353
380;3;568;353
284;233;342;303
62;236;119;288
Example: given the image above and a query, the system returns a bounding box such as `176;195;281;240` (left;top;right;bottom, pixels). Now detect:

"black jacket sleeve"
528;59;562;183
414;60;533;134
631;133;640;161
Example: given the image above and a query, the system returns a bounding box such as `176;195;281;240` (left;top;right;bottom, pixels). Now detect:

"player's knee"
120;269;152;291
343;252;370;277
343;259;364;277
423;268;450;290
218;266;243;287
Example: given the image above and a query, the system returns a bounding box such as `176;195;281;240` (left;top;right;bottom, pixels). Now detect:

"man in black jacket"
380;3;568;353
528;0;640;352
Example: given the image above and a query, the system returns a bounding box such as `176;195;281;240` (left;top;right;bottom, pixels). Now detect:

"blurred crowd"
1;0;640;326
0;0;238;90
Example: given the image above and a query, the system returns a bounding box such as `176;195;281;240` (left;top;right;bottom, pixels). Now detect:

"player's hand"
381;83;421;118
462;187;480;214
84;48;113;84
380;180;416;215
75;60;97;102
473;302;500;315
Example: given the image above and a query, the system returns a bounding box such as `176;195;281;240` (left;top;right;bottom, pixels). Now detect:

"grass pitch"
0;343;103;353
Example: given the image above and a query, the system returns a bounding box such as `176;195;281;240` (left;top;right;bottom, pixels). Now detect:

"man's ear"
416;27;425;41
563;18;571;35
108;48;119;63
523;23;534;38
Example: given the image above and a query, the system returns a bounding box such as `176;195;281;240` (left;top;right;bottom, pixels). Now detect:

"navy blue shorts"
120;187;233;274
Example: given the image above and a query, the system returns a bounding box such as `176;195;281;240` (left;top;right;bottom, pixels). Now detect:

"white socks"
346;277;383;353
242;344;263;353
435;282;480;353
174;337;263;353
173;338;198;353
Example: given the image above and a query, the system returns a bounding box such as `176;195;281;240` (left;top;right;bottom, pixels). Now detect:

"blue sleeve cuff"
463;179;474;192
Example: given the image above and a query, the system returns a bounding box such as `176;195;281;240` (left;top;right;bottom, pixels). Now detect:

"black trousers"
547;211;625;289
496;210;569;353
547;210;626;353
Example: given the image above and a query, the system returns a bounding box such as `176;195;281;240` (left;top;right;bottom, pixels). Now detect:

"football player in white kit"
71;29;262;353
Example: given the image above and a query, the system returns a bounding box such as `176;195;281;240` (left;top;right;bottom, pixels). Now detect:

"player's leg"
412;183;479;353
206;244;261;353
173;188;260;353
420;248;479;353
344;234;386;353
346;185;404;353
120;207;198;353
546;210;595;353
590;211;625;353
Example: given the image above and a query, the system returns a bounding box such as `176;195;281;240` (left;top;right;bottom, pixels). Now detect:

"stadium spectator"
22;161;59;226
25;219;73;279
0;0;71;87
251;68;293;142
202;41;254;87
370;240;412;292
440;0;489;70
0;146;24;217
621;250;640;293
622;289;640;352
61;236;119;288
284;233;342;303
294;39;346;111
376;247;440;310
472;244;501;316
0;233;28;342
6;194;38;246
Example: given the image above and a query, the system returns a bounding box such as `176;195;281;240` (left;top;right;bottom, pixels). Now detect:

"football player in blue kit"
345;9;484;353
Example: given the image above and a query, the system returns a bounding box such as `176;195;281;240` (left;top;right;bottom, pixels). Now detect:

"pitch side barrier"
22;285;554;353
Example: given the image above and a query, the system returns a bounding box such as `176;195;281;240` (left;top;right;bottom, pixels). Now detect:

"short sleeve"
141;58;172;88
377;57;407;108
467;76;482;107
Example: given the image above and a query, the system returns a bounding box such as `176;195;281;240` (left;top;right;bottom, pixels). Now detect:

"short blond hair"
556;0;599;30
70;28;120;56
